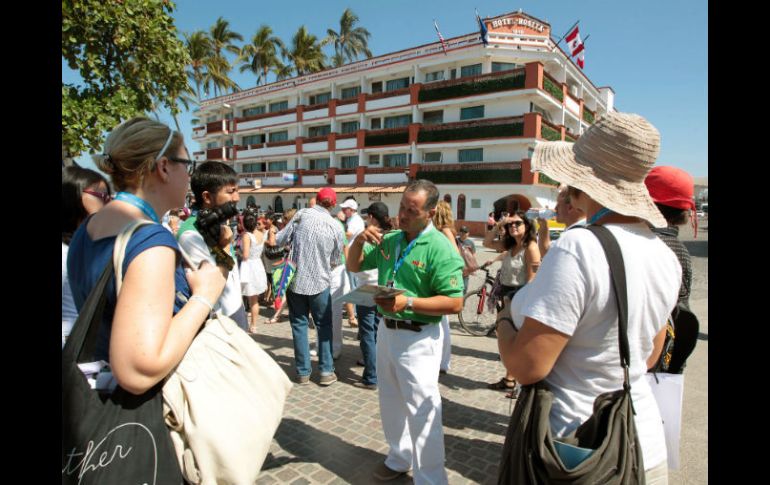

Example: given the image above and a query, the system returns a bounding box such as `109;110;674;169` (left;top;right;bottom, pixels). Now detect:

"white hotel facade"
192;11;614;235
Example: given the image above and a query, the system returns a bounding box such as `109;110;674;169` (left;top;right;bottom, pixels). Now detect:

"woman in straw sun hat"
495;112;682;482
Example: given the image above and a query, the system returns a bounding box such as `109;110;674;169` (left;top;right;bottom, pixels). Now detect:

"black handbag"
62;225;183;485
497;225;646;485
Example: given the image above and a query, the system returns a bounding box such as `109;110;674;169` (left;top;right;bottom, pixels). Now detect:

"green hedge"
419;73;525;103
543;76;563;102
565;133;576;142
583;109;594;124
541;124;561;141
418;122;523;143
365;131;409;146
417;168;522;184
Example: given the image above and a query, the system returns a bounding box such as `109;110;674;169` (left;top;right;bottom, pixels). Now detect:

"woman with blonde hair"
67;117;226;398
432;200;459;374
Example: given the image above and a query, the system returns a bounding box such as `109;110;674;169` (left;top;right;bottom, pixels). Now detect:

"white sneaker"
309;349;318;357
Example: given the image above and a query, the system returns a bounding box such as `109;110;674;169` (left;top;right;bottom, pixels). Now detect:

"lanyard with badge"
386;223;433;289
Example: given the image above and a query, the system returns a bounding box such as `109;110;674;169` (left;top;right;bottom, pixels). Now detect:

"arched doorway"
274;196;283;213
246;196;256;208
457;194;466;220
492;194;532;218
443;193;452;206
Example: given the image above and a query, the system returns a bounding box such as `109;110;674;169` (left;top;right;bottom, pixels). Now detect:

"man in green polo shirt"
348;179;464;484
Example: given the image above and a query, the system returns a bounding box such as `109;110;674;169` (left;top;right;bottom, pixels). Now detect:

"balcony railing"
419;69;525;103
418;116;524;143
542;72;564;103
335;168;358;175
582;108;595;124
336;97;358;105
416;161;523;184
365;127;409;147
540;120;562;141
336;132;357;140
303;134;328;144
265;139;295;148
417;161;521;172
206;121;223;134
365;87;410;101
365;166;407;174
304;101;328;111
238;107;296;123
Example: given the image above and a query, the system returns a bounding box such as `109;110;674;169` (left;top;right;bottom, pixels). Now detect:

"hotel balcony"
365;87;411;111
418;68;526;104
416;161;523;184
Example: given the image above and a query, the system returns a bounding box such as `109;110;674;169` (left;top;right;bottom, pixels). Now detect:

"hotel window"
309;158;330;170
383;153;408;168
242;106;265;117
384;114;411;129
423;152;442;163
386;77;410;91
460;105;485;120
309;92;331;105
492;62;518;72
341;155;359;169
241;163;264;173
269;131;289;142
371;118;381;129
371;81;383;93
341;86;361;99
422;110;444;125
424;70;444;82
459;148;483;163
341;121;359;133
241;135;261;146
224;139;233;147
308;125;331;137
269;100;289;112
471;199;482;209
460;63;482;77
207;116;218;123
224;113;234;120
369;154;381;165
207;142;219;149
268;160;287;171
450;69;457;80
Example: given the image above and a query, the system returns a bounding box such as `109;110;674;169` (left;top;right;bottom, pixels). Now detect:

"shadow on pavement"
449;343;501;361
442;396;511;436
698;332;708;341
683;240;708;258
444;433;502;484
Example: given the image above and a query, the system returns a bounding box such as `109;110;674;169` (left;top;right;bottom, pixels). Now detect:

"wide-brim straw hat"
532;112;667;227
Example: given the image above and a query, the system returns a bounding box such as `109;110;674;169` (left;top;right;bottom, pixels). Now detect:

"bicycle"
458;264;502;336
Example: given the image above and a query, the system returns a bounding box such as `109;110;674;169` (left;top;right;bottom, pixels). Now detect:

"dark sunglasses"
82;189;112;203
168;156;196;175
506;221;525;228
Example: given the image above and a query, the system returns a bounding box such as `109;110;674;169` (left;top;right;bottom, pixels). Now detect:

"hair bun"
93;153;115;174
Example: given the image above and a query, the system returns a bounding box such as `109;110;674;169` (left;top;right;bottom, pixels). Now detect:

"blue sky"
64;0;707;177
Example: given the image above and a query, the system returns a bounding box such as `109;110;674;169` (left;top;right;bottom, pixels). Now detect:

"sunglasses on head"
82;189;112;203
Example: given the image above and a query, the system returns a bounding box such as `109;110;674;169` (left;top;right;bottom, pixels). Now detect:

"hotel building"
191;10;614;234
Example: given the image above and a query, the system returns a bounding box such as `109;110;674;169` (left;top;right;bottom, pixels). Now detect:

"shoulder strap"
578;225;632;390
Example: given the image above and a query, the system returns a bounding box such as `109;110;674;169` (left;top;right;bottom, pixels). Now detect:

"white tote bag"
114;221;293;484
645;372;685;470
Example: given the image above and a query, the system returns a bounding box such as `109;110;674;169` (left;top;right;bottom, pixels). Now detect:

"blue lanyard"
588;207;612;225
115;192;160;223
388;223;433;287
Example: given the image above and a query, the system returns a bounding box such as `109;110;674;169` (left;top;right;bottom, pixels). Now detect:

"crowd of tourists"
63;112;698;484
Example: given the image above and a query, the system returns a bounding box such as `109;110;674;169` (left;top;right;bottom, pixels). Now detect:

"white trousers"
377;319;448;485
329;265;350;358
439;315;451;371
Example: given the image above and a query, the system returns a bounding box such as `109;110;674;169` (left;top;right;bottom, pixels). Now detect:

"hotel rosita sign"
487;13;550;37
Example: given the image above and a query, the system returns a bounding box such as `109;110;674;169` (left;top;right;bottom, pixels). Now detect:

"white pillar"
413;64;423;83
482;57;492;74
412;105;421;123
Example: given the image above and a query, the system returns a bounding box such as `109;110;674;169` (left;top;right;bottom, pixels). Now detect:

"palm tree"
206;54;241;96
184;31;213;100
208;17;243;97
284;26;327;76
325;8;372;67
238;25;285;86
274;62;294;81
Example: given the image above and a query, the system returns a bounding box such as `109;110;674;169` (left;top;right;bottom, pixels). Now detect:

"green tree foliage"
325;8;372;67
208;17;242;96
238;25;286;86
62;0;190;156
284;26;327;76
185;30;214;100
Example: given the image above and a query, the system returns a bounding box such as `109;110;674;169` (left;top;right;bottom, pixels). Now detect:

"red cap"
317;187;337;206
644;166;695;211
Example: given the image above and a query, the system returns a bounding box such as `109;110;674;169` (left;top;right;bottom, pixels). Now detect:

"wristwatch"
405;297;415;311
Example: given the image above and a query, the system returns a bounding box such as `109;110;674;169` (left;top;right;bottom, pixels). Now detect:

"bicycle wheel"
459;287;498;336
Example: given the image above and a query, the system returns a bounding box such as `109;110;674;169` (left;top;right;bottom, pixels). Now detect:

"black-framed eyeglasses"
168;156;196;175
82;189;112;203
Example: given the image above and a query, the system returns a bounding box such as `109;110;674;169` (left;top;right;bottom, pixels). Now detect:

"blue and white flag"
282;172;298;182
476;9;489;45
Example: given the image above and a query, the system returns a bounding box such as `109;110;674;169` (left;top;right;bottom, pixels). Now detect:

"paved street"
251;220;707;484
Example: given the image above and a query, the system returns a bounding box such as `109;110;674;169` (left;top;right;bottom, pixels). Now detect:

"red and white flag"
576;50;585;69
434;20;448;55
565;25;583;57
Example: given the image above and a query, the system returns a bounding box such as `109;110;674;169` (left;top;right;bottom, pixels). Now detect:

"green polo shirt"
360;225;464;324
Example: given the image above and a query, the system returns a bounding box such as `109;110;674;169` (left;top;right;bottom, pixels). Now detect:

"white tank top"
499;248;527;286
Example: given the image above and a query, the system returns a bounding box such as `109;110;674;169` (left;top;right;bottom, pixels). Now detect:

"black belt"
383;318;428;332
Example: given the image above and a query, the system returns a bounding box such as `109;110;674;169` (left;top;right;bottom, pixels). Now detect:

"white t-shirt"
62;242;78;347
346;213;365;246
510;223;680;470
178;230;243;317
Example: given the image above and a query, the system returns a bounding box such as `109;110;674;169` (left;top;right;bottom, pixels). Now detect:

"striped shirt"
652;225;692;308
276;205;345;295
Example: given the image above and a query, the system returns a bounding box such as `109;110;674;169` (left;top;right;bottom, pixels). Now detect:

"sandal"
487;377;516;390
248;325;259;334
505;388;520;399
266;317;278;325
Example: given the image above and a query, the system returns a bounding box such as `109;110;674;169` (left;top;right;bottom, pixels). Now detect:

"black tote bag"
497;225;646;485
62;225;182;485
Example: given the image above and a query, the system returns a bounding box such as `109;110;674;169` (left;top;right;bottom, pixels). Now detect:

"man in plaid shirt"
276;187;345;386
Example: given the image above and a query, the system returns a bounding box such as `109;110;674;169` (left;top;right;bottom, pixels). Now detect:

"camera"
195;201;239;248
